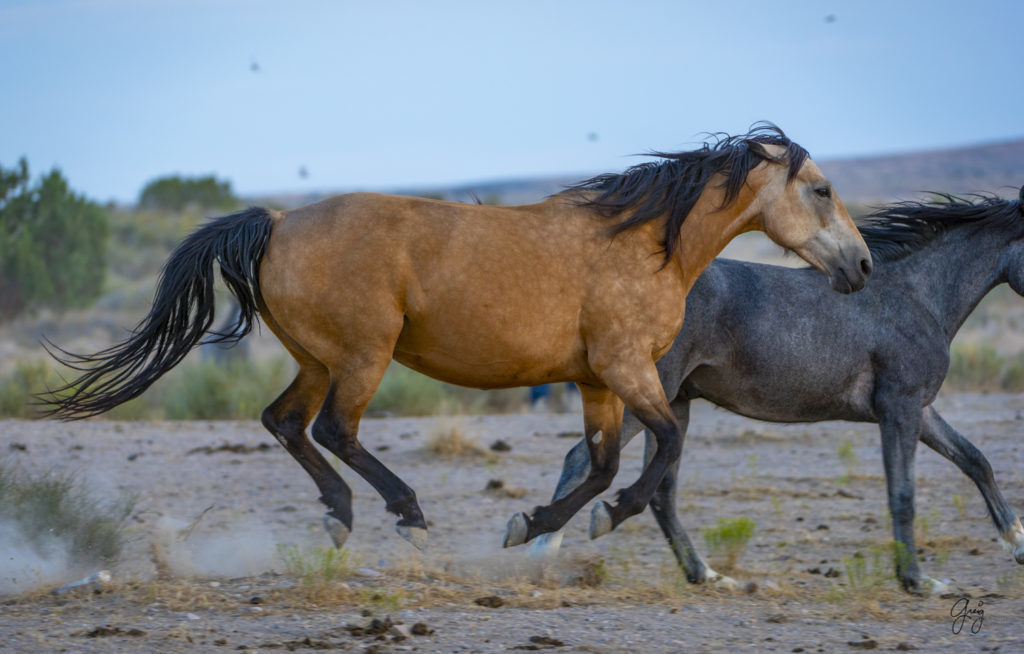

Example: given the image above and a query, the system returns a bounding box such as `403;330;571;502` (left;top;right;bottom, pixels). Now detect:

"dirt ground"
2;393;1023;653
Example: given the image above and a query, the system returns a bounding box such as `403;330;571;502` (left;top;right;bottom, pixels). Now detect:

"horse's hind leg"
919;406;1024;564
261;361;355;548
312;358;428;550
504;384;623;547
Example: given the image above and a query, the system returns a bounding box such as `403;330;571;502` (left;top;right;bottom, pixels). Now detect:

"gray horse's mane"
858;190;1024;263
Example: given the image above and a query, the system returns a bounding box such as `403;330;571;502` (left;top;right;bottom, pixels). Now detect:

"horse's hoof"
503;513;530;548
527;530;564;559
1012;542;1024;565
921;575;954;597
588;501;614;540
396;525;429;550
323;514;351;549
703;567;738;590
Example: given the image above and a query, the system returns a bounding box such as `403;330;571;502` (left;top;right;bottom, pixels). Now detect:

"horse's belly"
392;318;588;389
688;366;875;423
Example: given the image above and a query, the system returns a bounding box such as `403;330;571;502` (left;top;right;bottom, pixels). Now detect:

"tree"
137;174;237;211
0;158;109;322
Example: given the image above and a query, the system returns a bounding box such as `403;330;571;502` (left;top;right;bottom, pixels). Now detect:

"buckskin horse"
532;189;1024;594
43;124;871;551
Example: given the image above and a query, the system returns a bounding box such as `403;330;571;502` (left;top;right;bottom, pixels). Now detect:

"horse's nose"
859;257;873;278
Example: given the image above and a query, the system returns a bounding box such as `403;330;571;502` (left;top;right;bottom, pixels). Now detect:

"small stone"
848;639;878;650
389;624;411;641
474;595;504;608
354;568;382;578
490;439;512;452
184;613;200;620
895;644;918;651
249;597;262;605
411;622;433;635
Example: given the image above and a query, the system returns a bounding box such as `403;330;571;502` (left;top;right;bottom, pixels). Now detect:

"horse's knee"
262;407;304;447
312;412;360;457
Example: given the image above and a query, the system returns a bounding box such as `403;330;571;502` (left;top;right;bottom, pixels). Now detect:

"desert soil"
1;393;1023;653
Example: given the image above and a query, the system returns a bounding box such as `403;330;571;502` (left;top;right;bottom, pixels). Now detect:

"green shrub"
0;460;135;566
1;158;109;323
0;359;62;418
702;516;755;572
276;543;357;587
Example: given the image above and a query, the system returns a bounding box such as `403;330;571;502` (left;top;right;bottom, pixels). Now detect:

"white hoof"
527;530;565;559
589;501;613;540
322;514;351;548
504;513;530;548
703;567;738;590
396;525;429;550
922;575;953;596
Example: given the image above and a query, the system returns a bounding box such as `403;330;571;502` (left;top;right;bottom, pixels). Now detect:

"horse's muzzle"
830;255;873;294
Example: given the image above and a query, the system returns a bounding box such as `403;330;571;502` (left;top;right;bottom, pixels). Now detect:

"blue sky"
2;0;1022;203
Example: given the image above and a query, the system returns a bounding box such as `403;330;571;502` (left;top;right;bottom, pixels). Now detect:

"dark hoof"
503;512;530;548
589;501;614;540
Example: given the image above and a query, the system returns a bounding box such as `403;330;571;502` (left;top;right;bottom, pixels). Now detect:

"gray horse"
530;189;1024;595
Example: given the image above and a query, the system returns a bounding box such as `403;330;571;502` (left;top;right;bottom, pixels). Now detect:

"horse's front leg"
527;406;649;556
642;397;729;585
588;355;682;539
875;393;929;594
919;406;1024;564
503;385;623;547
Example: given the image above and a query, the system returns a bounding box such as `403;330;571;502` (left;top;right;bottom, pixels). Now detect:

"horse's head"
747;142;872;294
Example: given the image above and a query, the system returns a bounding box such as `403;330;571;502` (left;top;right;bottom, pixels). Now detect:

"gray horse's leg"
919;406;1024;563
527;409;646;557
875;394;928;594
644;398;730;585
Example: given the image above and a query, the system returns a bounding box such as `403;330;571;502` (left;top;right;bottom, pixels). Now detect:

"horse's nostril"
859;257;873;277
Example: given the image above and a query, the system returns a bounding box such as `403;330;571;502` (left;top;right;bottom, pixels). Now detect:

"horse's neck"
886;230;1006;343
673;195;755;294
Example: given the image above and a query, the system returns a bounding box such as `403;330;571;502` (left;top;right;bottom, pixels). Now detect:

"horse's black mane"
859;187;1024;263
564;122;809;263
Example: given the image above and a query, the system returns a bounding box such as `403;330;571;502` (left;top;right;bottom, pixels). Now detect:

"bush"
0;158;109;323
138;174;238;212
0;460;135;567
702;516;755;572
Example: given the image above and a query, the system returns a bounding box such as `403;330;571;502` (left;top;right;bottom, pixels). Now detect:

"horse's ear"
745;140;770;159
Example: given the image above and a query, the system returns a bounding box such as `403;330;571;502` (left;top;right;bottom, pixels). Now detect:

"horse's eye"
814;186;832;199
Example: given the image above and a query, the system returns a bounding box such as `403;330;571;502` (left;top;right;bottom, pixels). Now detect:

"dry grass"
425;419;487;460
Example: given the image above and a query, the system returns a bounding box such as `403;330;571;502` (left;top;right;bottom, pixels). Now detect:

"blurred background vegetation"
1;156;1022;421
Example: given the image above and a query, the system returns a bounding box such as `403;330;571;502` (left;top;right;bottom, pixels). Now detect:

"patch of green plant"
360;588;407;611
276;543;357;587
836;439;858;484
952;494;966;519
0;359;65;418
946;343;1007;392
0;459;135;566
702;516;755;572
841;542;903;592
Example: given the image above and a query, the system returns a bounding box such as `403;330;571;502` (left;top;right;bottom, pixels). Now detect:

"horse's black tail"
40;207;275;420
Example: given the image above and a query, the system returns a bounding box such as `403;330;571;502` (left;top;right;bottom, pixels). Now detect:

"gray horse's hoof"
1014;545;1024;565
589;501;614;540
503;512;530;548
323;514;351;549
396;525;429;550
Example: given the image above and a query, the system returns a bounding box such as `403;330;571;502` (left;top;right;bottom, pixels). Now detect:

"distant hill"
252;137;1024;209
819;137;1024;203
